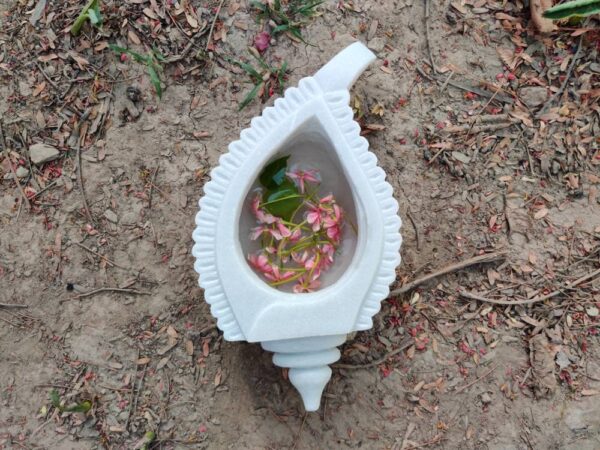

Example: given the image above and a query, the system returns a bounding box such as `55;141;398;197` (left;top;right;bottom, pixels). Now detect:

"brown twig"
406;210;421;251
148;164;159;209
424;0;437;73
35;61;60;91
205;0;226;51
292;412;308;450
0;315;20;327
61;287;151;302
416;67;514;104
126;353;146;431
538;34;583;117
0;302;28;309
333;339;413;370
74;242;130;270
164;26;209;63
74;110;94;224
0;121;31;211
454;364;497;394
460;267;600;306
389;251;507;297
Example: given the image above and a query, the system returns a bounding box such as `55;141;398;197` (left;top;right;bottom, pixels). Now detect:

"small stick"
74;242;129;270
35;62;60;91
416;67;514;104
538;34;584;117
460;267;600;306
465;89;500;136
389;251;507;296
0;302;28;309
148;164;159;209
164;25;209;63
205;0;226;51
333;339;413;370
454;364;497;394
31;179;59;199
0;315;20;327
74;110;94;224
125;354;145;431
0;121;31;210
61;287;150;302
406;210;421;251
424;0;437;73
292;412;308;450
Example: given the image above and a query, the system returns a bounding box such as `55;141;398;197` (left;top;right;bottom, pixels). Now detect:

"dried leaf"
128;29;141;45
534;208;549;220
185;340;194;356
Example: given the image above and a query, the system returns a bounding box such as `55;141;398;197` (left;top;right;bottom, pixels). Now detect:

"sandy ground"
1;0;600;449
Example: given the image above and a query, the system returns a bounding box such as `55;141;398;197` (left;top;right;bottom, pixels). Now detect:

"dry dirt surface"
1;0;600;449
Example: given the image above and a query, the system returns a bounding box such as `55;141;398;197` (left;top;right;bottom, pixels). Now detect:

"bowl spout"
261;334;346;411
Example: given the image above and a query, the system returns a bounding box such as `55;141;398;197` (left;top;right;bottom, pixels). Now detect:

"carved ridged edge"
324;92;403;330
192;77;322;341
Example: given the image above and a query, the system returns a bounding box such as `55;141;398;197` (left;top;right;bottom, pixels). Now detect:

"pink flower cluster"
247;168;345;293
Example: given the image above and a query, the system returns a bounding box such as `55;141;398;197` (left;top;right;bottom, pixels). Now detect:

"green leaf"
239;82;263;110
272;24;290;34
543;0;600;18
87;9;100;25
251;0;267;12
263;183;303;221
259;155;290;189
236;61;262;81
147;65;162;99
92;0;101;21
50;390;61;408
63;400;92;413
108;45;147;63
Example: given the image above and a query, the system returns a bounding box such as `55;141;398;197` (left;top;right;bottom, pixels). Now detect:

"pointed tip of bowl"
288;366;332;411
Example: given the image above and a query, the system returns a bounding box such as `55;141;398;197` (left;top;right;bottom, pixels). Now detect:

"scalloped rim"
192;76;402;341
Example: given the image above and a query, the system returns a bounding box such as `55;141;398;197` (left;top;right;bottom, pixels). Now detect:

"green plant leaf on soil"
147;65;163;99
272;24;290;34
140;431;156;450
236;60;262;81
259;155;290;189
277;61;288;93
108;45;148;64
71;0;101;35
87;9;100;25
251;0;267;12
263;184;303;221
296;1;324;16
543;0;600;18
239;82;263;110
50;389;61;408
63;401;92;413
49;390;92;413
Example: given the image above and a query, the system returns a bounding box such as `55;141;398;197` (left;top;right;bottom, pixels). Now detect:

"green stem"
269;271;305;287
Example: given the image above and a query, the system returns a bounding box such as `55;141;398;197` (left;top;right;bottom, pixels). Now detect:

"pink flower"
289;228;302;242
320;194;334;204
275;220;291;238
306;202;325;231
319;243;335;267
286;169;319;193
248;253;271;274
250;224;284;241
323;204;342;229
254;32;271;53
264;265;295;283
326;224;342;244
252;194;276;224
293;276;321;293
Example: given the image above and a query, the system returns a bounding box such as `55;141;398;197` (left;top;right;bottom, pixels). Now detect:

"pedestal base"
261;334;347;411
